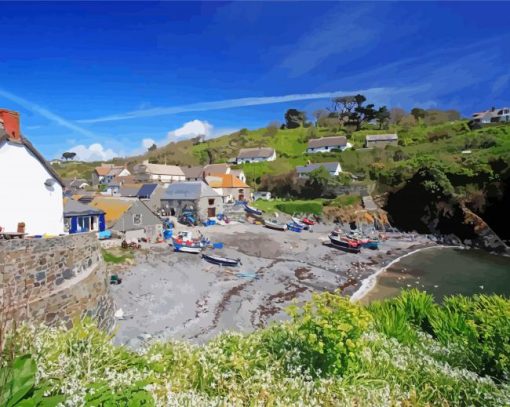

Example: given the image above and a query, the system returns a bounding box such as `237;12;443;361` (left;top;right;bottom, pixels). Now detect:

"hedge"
275;201;323;215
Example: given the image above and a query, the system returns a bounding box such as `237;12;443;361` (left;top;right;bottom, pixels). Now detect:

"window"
133;213;142;225
208;199;214;205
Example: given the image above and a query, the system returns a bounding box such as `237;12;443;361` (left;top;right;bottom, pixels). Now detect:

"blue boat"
363;239;380;250
173;242;202;254
287;222;303;233
244;203;263;216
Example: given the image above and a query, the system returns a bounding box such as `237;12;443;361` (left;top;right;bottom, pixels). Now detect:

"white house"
230;169;246;183
472;107;510;124
92;164;131;185
306;136;351;153
0;109;64;235
236;147;276;164
133;160;185;183
296;162;342;178
253;191;271;201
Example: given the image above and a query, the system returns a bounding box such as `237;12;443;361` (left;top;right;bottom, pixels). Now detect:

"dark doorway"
208;207;216;217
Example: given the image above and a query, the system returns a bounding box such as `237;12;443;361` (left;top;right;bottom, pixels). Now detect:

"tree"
400;114;417;129
411;107;426;121
61;152;76;161
303;167;331;199
148;143;157;152
284;109;307;129
375;106;390;129
312;109;329;127
389;108;406;125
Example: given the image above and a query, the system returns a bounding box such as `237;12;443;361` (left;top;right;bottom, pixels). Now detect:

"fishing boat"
301;217;316;226
244;203;263;216
264;219;287;231
291;217;306;227
202;253;241;267
172;230;210;248
287;222;303;233
328;233;361;253
173;242;202;254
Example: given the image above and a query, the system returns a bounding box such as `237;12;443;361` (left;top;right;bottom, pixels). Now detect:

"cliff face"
383;168;509;253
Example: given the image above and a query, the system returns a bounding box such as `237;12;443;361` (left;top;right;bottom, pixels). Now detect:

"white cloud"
142;138;156;149
167;119;213;140
69;143;118;162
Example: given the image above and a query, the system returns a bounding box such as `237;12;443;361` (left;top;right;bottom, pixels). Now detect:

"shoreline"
349;244;462;303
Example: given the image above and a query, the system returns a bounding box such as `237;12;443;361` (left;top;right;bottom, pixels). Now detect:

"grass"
252;198;325;214
101;248;134;264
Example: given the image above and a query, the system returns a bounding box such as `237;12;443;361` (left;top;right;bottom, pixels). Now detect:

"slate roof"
365;133;398;142
307;136;347;149
181;166;204;179
206;174;249;188
137;183;158;198
119;183;143;197
63;198;104;217
163;181;220;200
296;162;341;174
203;163;230;175
0;129;64;186
237;147;275;159
134;162;185;176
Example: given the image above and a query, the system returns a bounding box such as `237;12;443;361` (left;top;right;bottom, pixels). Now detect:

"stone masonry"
0;233;114;330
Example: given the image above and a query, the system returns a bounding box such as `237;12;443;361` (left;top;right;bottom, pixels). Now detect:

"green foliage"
275;201;323;215
287;292;372;376
85;381;154;406
323;194;360;208
0;355;36;407
101;248;134;264
430;294;510;379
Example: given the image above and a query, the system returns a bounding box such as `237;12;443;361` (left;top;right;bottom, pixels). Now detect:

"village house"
90;196;163;241
236;147;276;164
161;181;223;220
136;183;167;213
92;164;131;185
0;109;64;236
230;169;246;183
205;173;251;203
472;107;510;124
63;178;89;192
181;166;204;181
307;136;351;153
252;191;272;201
296;162;342;178
63;198;105;234
203;163;231;176
364;134;399;148
119;183;143;198
133;160;185;183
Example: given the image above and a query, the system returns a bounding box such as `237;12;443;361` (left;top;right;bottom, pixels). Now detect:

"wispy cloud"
77;88;392;124
0;88;96;138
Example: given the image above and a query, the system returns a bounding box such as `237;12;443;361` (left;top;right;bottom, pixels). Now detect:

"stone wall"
0;233;114;330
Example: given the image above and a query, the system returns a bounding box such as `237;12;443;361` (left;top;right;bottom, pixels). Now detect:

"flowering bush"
3;291;510;406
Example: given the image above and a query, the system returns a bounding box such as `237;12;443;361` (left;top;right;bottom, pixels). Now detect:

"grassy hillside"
4;290;510;406
52;120;510;192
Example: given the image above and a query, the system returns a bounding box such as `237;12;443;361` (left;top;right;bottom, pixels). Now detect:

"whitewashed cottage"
0;109;64;235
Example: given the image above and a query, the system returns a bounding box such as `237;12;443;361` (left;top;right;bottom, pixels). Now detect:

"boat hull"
328;235;361;253
202;254;241;267
265;221;287;231
173;243;202;254
244;204;263;216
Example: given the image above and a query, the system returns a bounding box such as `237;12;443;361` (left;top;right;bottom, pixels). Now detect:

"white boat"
264;219;287;231
173;242;202;254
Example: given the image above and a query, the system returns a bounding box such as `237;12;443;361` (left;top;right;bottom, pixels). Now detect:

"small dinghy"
202;253;241;267
301;217;316;226
362;239;380;250
287;222;303;233
244;203;263;216
265;219;287;231
173;242;202;254
328;233;361;253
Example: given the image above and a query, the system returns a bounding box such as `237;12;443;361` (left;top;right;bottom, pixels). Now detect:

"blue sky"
0;1;509;160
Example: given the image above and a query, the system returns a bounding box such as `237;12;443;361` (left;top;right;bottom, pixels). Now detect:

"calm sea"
362;247;510;303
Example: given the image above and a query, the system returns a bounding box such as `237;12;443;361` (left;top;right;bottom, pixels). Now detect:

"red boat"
301;217;316;226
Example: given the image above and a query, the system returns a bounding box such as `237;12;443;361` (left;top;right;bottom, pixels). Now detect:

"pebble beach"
110;222;434;348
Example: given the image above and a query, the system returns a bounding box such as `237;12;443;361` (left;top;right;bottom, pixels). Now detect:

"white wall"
148;174;185;183
0;141;64;235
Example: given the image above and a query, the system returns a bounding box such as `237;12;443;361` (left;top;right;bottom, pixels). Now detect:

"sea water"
362;247;510;303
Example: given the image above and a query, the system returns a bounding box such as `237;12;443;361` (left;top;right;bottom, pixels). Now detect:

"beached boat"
264;219;287;231
287;222;303;233
291;217;306;227
301;217;316;226
202;253;241;267
172;230;210;248
362;239;380;250
173;242;202;254
244;203;263;216
328;233;361;253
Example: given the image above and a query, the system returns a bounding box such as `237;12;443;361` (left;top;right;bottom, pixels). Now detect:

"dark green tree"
284;109;307;129
61;152;76;161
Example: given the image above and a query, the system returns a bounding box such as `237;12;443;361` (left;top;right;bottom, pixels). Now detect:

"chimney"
0;109;21;141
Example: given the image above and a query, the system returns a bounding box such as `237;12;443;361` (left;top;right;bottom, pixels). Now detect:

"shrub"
287;292;372;376
275;201;323;215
